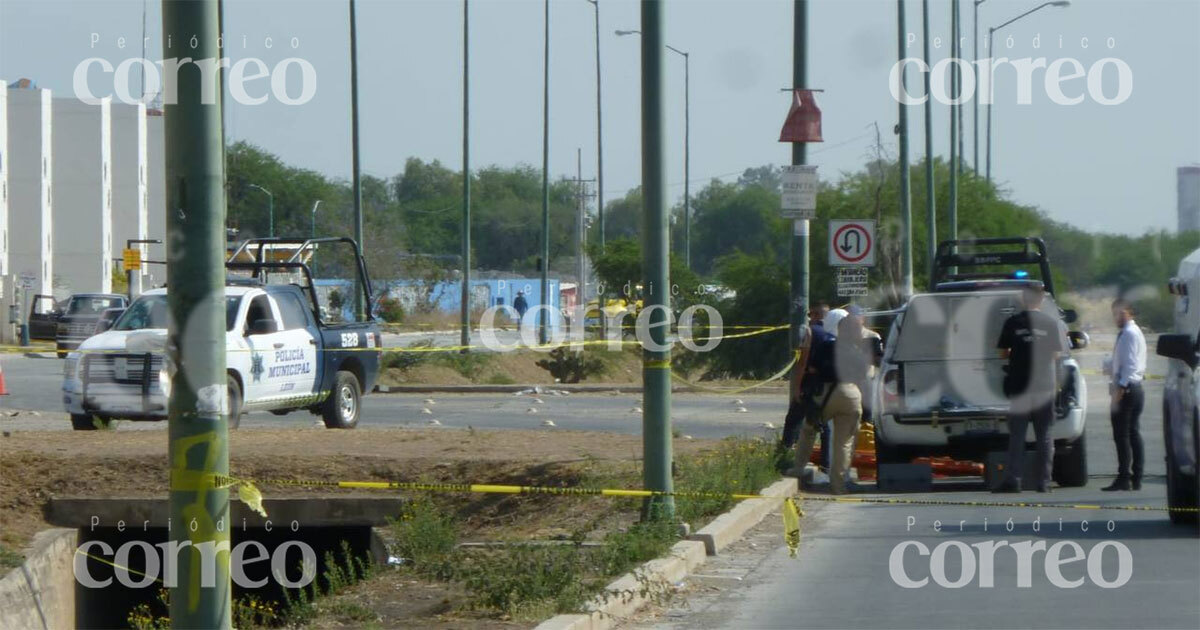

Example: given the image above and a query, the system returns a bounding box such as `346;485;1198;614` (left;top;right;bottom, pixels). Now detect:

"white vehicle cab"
63;237;383;431
873;238;1091;486
1153;247;1200;524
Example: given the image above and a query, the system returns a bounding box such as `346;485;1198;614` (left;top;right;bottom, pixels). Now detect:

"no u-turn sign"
829;220;875;266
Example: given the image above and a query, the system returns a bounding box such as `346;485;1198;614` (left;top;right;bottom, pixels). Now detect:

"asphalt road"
0;351;787;440
632;344;1200;630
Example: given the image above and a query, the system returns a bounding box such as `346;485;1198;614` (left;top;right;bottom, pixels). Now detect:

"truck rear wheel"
1052;433;1088;487
227;374;243;430
322;370;361;429
1164;405;1199;526
71;414;110;431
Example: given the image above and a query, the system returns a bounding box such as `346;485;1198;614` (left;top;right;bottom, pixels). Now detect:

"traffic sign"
836;267;869;297
122;248;142;271
780;165;818;219
829;220;875;266
17;273;35;289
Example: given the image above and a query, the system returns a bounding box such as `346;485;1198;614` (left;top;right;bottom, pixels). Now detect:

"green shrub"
377;297;405;323
389;499;460;580
536;347;608;383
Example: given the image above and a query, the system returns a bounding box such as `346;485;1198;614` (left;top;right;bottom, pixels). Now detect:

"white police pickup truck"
872;238;1091;486
1154;247;1200;524
62;237;382;431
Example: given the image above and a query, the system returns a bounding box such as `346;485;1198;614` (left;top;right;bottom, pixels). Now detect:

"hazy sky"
3;0;1198;235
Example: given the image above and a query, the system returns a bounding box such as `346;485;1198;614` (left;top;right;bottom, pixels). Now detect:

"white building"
6;86;53;299
111;102;149;292
52;97;113;294
1180;166;1200;234
145;112;167;289
0;87;8;304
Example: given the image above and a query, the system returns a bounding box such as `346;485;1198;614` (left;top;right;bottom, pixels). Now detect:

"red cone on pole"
779;89;824;143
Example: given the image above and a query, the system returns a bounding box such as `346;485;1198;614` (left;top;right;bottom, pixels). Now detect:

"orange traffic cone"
0;363;7;396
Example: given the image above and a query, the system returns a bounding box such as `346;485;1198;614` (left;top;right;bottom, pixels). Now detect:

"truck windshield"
113;295;241;331
66;296;123;316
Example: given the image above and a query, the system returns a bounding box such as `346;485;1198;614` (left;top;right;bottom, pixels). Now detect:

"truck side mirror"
1067;330;1089;350
1156;333;1198;368
1062;309;1078;324
249;319;279;335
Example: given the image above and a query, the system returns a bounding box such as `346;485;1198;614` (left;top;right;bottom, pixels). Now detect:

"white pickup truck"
1154;247;1200;524
62;238;382;431
872;238;1091;486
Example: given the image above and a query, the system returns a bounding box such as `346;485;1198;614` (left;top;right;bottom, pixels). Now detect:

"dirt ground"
379;349;645;387
0;427;715;554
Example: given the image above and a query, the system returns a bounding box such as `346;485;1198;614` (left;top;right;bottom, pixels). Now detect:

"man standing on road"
513;291;529;329
1102;299;1147;492
783;302;830;449
995;284;1068;494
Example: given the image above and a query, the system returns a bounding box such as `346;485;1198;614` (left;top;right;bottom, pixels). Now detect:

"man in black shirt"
995;284;1068;493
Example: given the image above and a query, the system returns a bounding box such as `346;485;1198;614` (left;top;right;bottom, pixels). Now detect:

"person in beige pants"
823;381;863;495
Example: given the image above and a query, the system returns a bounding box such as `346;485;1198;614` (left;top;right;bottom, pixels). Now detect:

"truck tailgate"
903;359;1008;410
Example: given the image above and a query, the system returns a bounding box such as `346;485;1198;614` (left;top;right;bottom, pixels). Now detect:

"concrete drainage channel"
1;481;796;628
0;497;401;628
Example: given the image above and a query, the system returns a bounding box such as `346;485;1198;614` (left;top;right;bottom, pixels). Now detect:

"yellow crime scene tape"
0;325;789;356
166;469;1197;562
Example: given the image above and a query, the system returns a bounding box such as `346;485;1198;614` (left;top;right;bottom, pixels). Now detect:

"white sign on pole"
18;273;35;289
836;267;869;297
780;165;818;219
828;220;875;267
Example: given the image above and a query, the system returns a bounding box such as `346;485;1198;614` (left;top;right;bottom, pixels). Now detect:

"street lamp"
248;183;274;237
986;1;1070;183
616;29;690;269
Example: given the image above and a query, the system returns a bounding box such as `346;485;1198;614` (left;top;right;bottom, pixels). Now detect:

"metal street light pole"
986;1;1070;184
349;0;365;319
949;0;959;243
461;0;472;351
665;44;690;269
973;0;986;175
640;0;673;521
161;1;230;625
615;30;689;268
310;200;321;238
248;184;273;237
922;0;936;285
897;0;913;298
586;0;606;342
956;0;964;175
540;0;551;346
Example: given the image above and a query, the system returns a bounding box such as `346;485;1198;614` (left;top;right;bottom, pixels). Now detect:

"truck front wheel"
322;371;361;429
227;374;243;430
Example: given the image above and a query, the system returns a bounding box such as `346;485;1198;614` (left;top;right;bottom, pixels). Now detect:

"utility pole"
461;0;471;351
640;0;673;520
539;0;551;346
162;1;230;627
897;0;913;298
790;0;809;353
664;45;690;269
974;0;984;175
349;0;365;319
956;0;964;174
949;0;959;244
922;0;936;286
574;148;593;336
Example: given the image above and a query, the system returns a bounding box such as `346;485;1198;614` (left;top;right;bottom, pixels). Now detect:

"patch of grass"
280;540;375;626
0;544;23;570
433;351;494;381
484;372;517;385
674;436;785;525
388;498;459;580
326;600;377;622
535;347;609;383
381;339;433;371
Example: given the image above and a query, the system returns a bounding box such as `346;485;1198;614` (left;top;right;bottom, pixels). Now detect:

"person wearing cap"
994;283;1068;493
846;305;884;425
513;291;529;329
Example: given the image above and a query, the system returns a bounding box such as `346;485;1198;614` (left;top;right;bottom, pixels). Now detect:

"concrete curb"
534;478;795;630
0;528;78;630
689;477;797;555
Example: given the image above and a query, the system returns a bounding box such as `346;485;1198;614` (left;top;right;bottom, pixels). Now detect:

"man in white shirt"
1102;299;1147;491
